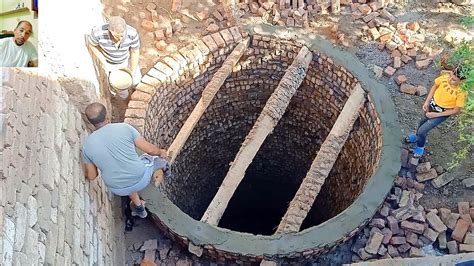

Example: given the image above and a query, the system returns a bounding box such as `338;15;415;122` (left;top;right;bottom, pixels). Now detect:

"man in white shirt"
0;21;38;67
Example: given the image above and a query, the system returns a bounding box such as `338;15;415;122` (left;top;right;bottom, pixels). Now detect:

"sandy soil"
100;0;473;264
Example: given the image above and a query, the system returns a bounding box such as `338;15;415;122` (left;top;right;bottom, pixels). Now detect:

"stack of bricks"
1;69;121;265
127;32;384;262
351;175;474;262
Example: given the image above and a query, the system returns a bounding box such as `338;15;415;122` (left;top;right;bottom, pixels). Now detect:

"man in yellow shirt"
405;67;466;157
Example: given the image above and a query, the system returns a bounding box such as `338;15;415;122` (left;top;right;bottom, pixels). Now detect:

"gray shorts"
108;154;169;196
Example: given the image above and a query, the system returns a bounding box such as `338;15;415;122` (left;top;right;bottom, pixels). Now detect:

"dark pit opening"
145;37;381;236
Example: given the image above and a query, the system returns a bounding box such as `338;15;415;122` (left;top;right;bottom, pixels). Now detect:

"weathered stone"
399;83;417;95
464;233;474;244
416;59;432;69
365;231;384;254
387;245;399;257
458;202;470;215
398;243;411;253
416;168;438;182
140;239;158;251
438;231;447;249
358;247;376;260
426;211;447;232
401;221;424;234
405;231;418;245
409;247;424;257
447;213;460;230
416;162;431;173
423;227;439;242
383;66;396;76
459;244;474;253
462;178;474;188
370;218;386;229
447;241;458;254
452;219;470;242
382;228;393;245
387;216;400;235
390;236;406;245
395;75;407;85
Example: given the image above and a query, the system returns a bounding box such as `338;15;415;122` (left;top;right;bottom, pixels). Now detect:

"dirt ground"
99;0;473;265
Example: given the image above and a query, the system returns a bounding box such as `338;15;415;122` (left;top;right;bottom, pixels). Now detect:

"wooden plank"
275;84;366;234
201;46;313;226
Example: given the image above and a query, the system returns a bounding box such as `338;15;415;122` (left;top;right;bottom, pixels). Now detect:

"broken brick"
390;236;406;245
416;168;437;182
416;59;432;70
387;245;399;257
365;231;384;254
447;241;458;254
458;202;470;215
416;86;428;96
382;228;393;244
409;247;424;257
423;227;439;242
400;83;417;95
395;75;407;85
407;22;420;32
384;66;396;76
398;243;411;253
141;20;155;32
393;57;402;68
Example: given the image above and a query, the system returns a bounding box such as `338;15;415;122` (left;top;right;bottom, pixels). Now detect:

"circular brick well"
127;28;399;263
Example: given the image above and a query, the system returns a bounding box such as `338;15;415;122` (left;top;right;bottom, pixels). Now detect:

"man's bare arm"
83;163;99;180
129;48;139;74
134;136;167;157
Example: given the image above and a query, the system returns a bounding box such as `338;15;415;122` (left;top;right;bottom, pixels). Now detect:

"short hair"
85;103;107;126
15;20;33;34
108;16;126;34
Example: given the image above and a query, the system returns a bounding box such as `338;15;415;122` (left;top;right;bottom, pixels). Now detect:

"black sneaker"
131;203;148;218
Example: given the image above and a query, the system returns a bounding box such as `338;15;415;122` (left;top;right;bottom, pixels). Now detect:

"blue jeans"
416;115;449;148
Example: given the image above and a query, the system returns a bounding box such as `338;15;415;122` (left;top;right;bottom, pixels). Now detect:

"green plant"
446;40;474;169
461;16;474;28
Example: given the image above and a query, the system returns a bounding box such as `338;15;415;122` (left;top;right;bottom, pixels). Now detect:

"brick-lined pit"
125;27;399;263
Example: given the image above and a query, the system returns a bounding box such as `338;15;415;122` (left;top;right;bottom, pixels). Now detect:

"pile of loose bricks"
1;69;121;265
351;165;474;262
125;27;385;261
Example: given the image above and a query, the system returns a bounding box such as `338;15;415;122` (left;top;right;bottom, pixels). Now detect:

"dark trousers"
416;114;449;148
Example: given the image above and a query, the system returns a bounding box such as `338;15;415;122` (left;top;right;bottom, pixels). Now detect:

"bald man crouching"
82;103;171;218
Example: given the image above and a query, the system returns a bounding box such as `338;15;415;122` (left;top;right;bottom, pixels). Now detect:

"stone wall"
0;69;123;265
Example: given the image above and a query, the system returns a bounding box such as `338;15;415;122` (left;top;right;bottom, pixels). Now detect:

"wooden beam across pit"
201;45;313;226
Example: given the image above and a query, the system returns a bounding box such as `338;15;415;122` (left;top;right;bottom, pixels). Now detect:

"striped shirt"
89;24;140;65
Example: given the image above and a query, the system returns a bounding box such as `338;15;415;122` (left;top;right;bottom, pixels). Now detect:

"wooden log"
201;46;313;226
275;84;366;234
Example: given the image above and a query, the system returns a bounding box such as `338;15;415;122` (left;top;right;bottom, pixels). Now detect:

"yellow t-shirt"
433;74;466;108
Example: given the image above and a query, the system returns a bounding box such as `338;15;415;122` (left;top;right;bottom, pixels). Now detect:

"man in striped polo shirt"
88;16;141;100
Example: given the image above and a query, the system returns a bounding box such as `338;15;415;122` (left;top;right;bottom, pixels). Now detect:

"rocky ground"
99;0;473;265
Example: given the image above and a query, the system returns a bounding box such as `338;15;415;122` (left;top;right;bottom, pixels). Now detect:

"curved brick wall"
125;26;398;263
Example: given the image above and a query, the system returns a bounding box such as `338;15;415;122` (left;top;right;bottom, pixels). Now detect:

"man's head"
108;16;127;43
85;103;108;127
13;21;33;46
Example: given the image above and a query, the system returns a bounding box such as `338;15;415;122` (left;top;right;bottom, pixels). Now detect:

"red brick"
401;221;425;234
459;244;474;252
384;66;396;76
387;216;400;235
397;243;411;253
400;83;417;95
141;20;155;32
416;168;437;182
357;4;372;15
211;32;225;48
387;245;399;257
395;75;407;85
416;86;428;97
416;162;431;173
426;211;447;232
382;228;392;245
202;35;218;52
390;236;406;245
407;22;420;32
405;231;418;245
452;219;470;242
416;59;432;69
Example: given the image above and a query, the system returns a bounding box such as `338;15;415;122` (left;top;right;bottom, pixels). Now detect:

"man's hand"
422;101;429;112
135;136;168;159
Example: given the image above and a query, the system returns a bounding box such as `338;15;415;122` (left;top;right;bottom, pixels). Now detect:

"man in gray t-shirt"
82;103;169;218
